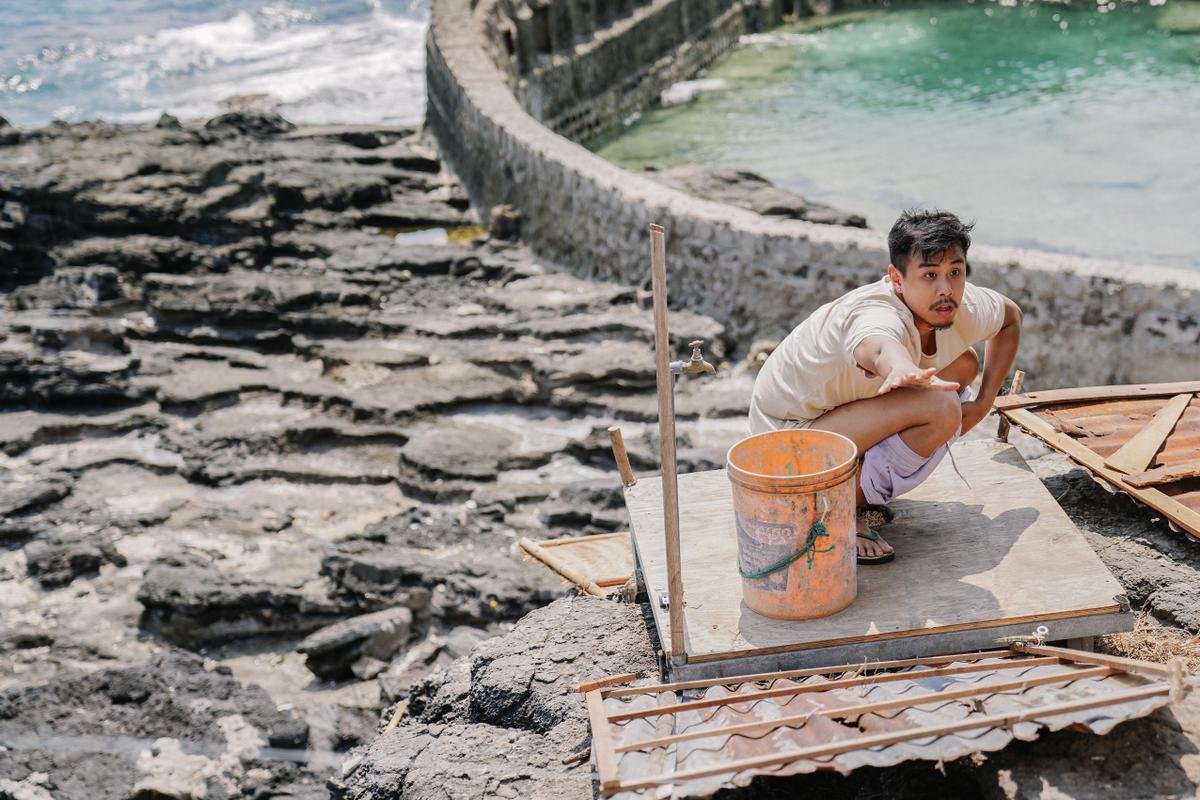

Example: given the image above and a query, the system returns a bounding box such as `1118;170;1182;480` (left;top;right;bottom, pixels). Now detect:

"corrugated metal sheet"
586;647;1189;798
1009;391;1200;521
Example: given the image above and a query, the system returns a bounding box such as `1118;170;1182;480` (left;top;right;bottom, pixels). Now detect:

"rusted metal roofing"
995;384;1200;536
583;645;1190;798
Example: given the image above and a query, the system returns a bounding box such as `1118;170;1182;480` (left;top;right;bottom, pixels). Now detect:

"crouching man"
749;210;1022;564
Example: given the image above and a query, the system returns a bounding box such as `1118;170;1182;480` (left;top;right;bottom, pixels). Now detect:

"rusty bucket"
727;429;858;620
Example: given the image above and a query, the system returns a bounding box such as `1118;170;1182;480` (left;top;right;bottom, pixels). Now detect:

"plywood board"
625;439;1128;676
1104;393;1193;474
993;381;1200;411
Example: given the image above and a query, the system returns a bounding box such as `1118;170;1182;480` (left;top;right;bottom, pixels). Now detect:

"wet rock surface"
5;116;1200;799
0;116;750;797
0;652;316;800
643;164;868;228
335;597;656;800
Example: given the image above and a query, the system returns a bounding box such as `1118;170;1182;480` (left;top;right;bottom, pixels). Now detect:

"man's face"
888;244;967;331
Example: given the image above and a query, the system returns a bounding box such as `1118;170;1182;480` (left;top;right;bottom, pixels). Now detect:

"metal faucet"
670;340;716;376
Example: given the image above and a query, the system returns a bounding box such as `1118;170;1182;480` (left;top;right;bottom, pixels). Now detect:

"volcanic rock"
136;555;365;648
298;607;415;681
23;528;127;588
8;265;122;310
468;596;657;732
336;597;655;799
333;719;592;800
645;164;868;227
204;109;297;136
0;651;312;800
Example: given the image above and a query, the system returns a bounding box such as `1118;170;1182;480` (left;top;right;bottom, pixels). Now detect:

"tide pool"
595;3;1200;271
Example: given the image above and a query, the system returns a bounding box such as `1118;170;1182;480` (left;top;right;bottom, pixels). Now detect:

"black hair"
888;209;974;274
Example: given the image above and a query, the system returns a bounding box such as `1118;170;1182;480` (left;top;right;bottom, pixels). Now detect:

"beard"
928;299;958;330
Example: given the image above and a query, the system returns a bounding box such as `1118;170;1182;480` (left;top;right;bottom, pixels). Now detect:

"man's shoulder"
838;276;900;307
961;281;1006;311
954;282;1007;342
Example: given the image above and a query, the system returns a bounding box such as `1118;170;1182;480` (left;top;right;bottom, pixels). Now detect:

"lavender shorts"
859;387;974;506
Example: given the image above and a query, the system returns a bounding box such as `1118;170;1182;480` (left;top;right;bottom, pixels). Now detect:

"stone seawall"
426;0;1200;387
479;0;776;142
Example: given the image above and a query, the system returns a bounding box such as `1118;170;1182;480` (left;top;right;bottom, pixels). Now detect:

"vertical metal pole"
649;223;687;661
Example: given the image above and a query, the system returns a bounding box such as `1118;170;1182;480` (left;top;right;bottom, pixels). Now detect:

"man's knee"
928;389;962;438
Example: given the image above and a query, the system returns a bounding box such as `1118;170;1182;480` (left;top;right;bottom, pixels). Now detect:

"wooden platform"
625;439;1132;680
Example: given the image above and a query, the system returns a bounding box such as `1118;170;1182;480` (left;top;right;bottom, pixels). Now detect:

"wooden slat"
602;649;1016;698
537;532;630;547
573;673;637;694
605;657;1060;723
608;684;1171;793
585;689;621;792
608;425;637;487
1015;642;1173;678
996;369;1025;442
649;223;687;659
614;665;1112;753
993;381;1200;411
1004;407;1200;538
1126;463;1200;489
1103;393;1193;475
679;607;1122;662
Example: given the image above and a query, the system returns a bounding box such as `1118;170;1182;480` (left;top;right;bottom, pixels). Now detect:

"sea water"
595;3;1200;271
0;0;428;127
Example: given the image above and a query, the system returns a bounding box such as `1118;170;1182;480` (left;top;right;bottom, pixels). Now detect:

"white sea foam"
1;2;428;126
660;78;727;107
737;31;821;49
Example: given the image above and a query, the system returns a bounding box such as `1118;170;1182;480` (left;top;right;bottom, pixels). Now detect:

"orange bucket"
727;429;858;620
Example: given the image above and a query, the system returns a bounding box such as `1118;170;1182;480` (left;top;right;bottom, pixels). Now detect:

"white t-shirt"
749;276;1006;433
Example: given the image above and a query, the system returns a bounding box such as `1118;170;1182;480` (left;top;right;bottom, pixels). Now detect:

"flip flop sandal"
856;528;895;565
861;503;895;523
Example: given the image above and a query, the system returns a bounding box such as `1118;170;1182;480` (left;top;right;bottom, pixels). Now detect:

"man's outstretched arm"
961;296;1023;434
853;336;961;395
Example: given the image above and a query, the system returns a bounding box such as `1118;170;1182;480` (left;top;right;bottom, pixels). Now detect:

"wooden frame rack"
582;644;1189;796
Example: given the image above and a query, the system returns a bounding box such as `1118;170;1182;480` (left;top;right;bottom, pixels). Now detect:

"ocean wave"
0;1;428;126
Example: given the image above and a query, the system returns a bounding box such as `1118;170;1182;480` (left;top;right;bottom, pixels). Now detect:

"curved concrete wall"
478;0;777;142
426;0;1200;386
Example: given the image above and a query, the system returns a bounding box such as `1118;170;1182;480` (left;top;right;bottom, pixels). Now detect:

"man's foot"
856;509;895;564
861;502;895;523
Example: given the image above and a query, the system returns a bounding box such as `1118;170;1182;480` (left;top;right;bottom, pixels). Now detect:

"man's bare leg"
808;348;981;559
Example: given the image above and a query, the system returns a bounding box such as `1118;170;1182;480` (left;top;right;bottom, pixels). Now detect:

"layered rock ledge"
4;113;1200;799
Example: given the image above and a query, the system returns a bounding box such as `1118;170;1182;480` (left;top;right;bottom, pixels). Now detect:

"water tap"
670;340;716;376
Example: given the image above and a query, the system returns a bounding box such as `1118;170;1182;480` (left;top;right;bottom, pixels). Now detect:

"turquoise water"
595;3;1200;270
0;0;428;127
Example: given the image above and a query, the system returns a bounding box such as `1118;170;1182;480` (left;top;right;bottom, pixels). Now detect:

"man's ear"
886;263;903;293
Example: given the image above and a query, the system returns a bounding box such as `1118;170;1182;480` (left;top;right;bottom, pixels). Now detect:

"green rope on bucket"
737;519;835;579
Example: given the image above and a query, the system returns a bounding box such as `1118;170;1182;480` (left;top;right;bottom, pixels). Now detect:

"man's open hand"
876;366;960;396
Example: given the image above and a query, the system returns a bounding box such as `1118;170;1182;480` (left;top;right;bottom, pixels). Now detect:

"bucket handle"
737;497;834;579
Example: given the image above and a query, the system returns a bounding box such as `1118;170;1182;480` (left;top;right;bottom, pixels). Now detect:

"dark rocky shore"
3;112;1200;798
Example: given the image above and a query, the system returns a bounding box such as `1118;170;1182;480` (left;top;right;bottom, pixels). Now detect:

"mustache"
930;299;958;311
